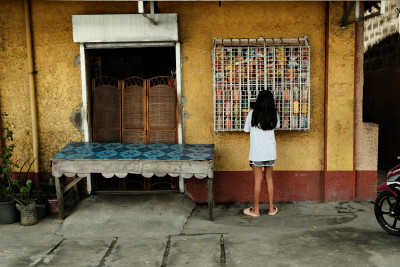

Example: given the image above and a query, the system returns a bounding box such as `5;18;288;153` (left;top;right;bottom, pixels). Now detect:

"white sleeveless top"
244;110;279;161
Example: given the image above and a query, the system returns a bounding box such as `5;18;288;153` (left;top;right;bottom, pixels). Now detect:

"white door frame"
79;42;183;194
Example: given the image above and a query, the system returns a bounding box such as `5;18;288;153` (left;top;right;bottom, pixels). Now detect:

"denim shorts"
249;160;276;167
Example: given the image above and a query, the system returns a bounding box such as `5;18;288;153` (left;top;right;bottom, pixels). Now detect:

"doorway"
87;47;176;80
86;47;179;191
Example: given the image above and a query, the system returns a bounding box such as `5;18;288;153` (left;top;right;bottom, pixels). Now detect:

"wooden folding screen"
92;77;121;142
122;77;146;143
92;76;177;144
148;77;178;144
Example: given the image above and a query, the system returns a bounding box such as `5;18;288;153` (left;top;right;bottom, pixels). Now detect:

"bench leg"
179;175;185;193
73;176;80;202
207;178;214;221
55;176;65;220
86;174;92;195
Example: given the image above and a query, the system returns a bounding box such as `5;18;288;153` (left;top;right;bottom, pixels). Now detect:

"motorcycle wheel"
374;191;400;236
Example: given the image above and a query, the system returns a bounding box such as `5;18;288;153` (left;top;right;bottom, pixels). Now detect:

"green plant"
0;112;19;201
8;179;33;206
0;113;38;205
1;158;36;206
32;188;47;205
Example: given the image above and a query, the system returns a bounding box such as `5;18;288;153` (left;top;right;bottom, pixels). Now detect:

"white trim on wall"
80;44;90;142
72;14;179;43
79;42;183;194
176;42;183;145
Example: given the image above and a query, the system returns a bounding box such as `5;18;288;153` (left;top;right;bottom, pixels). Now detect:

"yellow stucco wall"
162;1;326;171
0;0;138;172
0;1;357;174
0;1;33;164
327;2;355;171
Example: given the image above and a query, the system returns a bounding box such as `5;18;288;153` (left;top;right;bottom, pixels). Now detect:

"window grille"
213;37;310;131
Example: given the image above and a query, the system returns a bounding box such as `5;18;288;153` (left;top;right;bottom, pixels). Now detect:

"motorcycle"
374;157;400;236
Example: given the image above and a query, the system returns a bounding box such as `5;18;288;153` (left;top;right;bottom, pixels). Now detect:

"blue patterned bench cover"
51;142;215;179
52;142;214;161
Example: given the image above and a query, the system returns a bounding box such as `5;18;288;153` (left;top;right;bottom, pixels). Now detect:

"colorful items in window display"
213;38;310;131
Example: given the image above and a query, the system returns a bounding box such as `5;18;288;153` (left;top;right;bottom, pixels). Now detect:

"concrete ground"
0;191;399;267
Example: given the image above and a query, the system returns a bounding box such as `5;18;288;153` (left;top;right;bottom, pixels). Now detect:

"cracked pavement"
0;192;399;267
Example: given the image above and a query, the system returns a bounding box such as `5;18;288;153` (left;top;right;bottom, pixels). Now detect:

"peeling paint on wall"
70;106;83;132
73;54;80;67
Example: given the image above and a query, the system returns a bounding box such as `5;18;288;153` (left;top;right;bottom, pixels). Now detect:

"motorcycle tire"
374;191;400;236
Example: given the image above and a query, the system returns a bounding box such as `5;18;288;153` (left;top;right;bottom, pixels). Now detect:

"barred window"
213;37;310;131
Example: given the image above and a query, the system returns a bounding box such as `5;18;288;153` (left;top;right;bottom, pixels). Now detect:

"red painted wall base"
324;171;355;202
185;170;377;203
356;170;378;201
33;170;377;203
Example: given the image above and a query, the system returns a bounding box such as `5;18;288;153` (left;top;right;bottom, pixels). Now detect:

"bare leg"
264;166;274;213
251;165;263;215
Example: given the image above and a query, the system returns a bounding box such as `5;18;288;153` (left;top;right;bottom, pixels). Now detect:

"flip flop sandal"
243;207;260;217
268;206;278;216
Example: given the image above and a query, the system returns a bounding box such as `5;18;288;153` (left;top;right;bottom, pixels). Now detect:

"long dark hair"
251;90;278;130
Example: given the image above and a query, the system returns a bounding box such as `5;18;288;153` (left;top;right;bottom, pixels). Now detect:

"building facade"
0;0;378;203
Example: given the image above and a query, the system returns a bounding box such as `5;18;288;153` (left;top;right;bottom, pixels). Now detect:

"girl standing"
243;90;280;217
